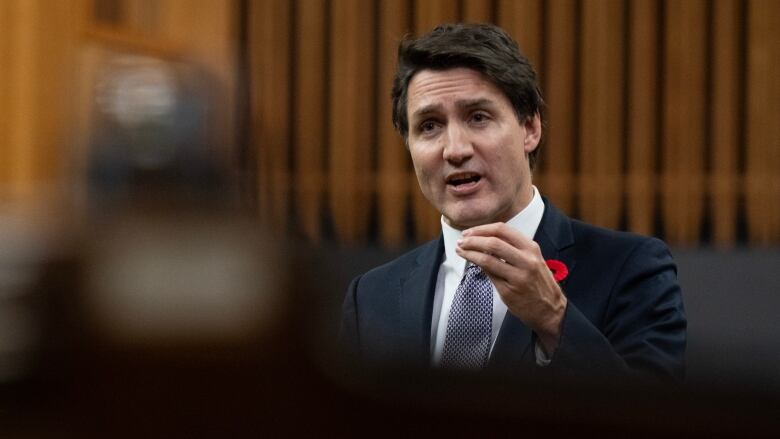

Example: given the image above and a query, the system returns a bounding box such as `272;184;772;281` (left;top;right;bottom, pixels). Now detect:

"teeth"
447;173;480;185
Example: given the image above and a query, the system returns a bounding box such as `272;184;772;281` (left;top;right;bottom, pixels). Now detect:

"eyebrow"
410;98;497;120
411;103;443;121
456;98;497;110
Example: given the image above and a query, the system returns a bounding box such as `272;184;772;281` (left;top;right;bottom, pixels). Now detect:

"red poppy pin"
545;259;569;282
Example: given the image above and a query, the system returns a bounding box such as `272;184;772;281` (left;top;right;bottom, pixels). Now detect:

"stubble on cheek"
413;167;435;204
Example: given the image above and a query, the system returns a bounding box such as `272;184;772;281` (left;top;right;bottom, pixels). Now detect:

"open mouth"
446;172;481;187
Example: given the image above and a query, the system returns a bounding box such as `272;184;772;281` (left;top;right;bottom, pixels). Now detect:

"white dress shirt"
430;186;546;366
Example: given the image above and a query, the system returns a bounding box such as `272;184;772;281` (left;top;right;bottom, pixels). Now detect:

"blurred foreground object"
1;53;297;436
83;215;280;346
0;211;49;382
78;52;284;346
87;54;227;210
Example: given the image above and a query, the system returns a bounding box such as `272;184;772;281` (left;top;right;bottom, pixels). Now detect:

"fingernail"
457;239;464;246
462;229;471;236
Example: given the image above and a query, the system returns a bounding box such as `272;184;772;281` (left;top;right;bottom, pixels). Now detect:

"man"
340;23;686;381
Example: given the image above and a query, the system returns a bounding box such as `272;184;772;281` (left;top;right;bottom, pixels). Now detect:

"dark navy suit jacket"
341;199;687;381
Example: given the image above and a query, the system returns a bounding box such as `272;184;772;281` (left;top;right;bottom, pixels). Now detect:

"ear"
522;113;542;154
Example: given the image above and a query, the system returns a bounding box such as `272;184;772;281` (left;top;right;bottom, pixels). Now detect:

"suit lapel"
398;236;444;366
536;199;577;287
489;198;576;367
534;198;575;261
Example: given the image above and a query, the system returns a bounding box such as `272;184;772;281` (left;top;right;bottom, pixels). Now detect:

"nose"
442;123;473;164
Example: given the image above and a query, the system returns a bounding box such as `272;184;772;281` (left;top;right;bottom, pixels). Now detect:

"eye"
470;111;490;125
418;120;440;135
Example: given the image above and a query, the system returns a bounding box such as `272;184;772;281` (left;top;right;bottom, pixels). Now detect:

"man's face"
406;67;541;230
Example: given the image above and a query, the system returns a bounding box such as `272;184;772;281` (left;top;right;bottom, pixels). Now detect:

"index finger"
462;222;535;250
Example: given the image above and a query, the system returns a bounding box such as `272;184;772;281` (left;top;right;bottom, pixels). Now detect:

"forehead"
407;68;509;115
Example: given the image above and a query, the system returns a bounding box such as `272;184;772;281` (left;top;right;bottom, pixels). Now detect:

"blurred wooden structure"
0;1;79;202
249;0;780;248
1;0;778;248
0;0;236;207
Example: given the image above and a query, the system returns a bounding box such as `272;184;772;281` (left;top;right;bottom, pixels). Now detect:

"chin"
440;198;505;228
443;211;491;230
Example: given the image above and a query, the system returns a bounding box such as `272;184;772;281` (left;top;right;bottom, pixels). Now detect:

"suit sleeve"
549;238;687;381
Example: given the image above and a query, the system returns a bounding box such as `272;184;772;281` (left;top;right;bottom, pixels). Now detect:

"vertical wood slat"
746;0;780;245
662;0;707;246
710;0;740;246
6;0;39;199
329;0;375;244
540;0;577;214
497;0;543;206
0;0;77;201
498;0;543;70
377;0;412;247
251;0;291;229
579;0;624;229
294;0;326;242
626;0;659;237
411;0;459;241
770;1;780;243
415;0;459;32
0;0;15;193
462;0;493;23
36;1;76;186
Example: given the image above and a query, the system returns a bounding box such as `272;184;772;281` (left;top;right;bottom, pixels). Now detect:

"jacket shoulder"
568;218;670;257
356;238;441;286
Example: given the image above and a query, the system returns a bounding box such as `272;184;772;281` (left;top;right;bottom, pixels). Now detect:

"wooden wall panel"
626;0;659;237
662;0;707;246
5;0;779;247
126;0;159;34
5;0;39;199
243;0;780;247
770;2;780;242
294;0;327;242
35;1;78;184
329;0;375;244
462;0;493;23
415;0;459;31
579;0;624;229
540;0;577;214
746;0;780;245
0;0;17;193
710;0;741;246
377;0;412;248
251;0;291;230
0;0;77;202
498;0;543;70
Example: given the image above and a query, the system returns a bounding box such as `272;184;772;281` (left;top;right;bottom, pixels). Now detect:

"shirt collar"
441;185;545;275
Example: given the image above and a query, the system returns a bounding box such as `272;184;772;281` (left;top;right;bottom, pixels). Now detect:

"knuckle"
517;252;533;268
486;237;503;254
470;251;487;264
516;270;530;283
